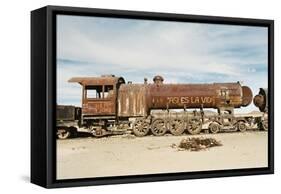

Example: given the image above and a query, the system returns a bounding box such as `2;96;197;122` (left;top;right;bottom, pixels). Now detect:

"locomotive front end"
253;88;268;112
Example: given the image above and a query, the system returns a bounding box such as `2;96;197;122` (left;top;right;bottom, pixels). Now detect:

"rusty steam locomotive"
56;75;268;139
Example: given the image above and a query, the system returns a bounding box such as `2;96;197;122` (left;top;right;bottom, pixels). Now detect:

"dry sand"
56;131;268;180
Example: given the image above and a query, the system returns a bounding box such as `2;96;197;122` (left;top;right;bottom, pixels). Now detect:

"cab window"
104;85;114;98
85;86;102;99
85;85;114;99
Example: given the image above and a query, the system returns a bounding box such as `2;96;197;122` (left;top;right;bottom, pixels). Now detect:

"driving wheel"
151;118;167;136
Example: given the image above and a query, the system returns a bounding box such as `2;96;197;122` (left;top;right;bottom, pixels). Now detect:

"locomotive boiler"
118;75;252;117
56;75;267;139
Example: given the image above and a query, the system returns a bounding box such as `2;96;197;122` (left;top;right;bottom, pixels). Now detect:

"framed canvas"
31;5;274;188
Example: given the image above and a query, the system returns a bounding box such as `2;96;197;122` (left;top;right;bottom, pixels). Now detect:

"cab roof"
68;75;125;86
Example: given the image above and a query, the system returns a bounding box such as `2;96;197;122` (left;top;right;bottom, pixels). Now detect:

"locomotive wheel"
57;128;71;139
208;122;221;134
262;120;268;131
187;118;202;135
169;119;185;135
259;120;268;131
151;118;167;136
133;118;150;137
236;121;247;132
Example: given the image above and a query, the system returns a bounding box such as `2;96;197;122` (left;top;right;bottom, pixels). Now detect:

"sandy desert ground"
57;131;268;180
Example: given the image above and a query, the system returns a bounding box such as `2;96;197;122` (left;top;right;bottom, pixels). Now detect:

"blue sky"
57;15;268;112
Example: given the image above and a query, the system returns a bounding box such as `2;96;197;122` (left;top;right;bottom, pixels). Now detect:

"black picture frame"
31;5;274;188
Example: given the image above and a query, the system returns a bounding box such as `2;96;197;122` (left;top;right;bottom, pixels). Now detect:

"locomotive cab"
69;75;125;120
